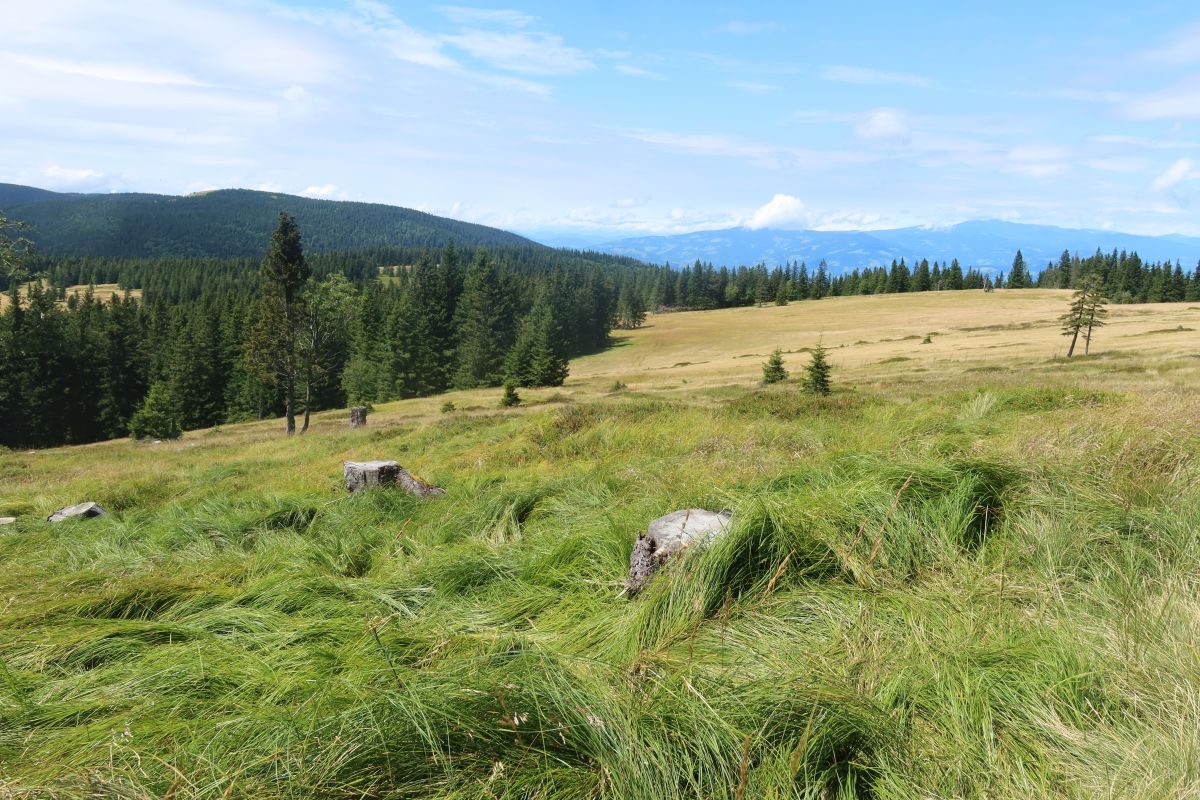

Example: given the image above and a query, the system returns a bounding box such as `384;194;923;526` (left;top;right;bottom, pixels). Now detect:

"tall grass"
1;376;1198;798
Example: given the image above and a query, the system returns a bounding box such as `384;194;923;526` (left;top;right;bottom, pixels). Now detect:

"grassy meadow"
2;289;1199;798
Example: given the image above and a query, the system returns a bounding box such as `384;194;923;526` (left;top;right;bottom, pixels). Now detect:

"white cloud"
443;29;593;75
854;109;911;145
820;65;933;88
39;165;117;192
1151;158;1199;190
438;7;536;28
301;184;342;198
747;194;810;230
4;54;209;86
621;129;873;170
1143;23;1200;66
1122;80;1200;120
615;64;665;80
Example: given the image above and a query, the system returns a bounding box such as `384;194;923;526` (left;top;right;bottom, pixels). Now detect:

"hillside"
0;183;535;258
2;291;1199;798
597;219;1200;271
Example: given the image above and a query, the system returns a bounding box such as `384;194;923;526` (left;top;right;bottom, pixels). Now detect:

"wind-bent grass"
2;295;1199;798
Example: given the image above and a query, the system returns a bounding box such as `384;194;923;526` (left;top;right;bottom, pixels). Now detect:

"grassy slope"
2;290;1199;799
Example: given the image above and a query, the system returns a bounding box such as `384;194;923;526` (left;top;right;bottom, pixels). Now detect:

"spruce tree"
454;249;515;389
803;341;832;396
1007;250;1028;288
504;291;569;387
499;383;521;407
762;348;788;384
1081;276;1108;355
128;381;183;440
1059;274;1104;357
246;213;309;434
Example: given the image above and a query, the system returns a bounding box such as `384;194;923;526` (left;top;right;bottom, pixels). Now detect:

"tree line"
0;215;624;448
4;204;1198;449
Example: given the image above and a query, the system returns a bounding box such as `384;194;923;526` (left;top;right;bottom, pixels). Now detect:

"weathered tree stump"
349;406;368;428
343;460;446;498
625;509;732;594
47;502;107;524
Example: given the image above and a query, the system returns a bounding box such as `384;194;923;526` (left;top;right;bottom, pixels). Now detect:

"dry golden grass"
569;288;1200;394
0;282;141;308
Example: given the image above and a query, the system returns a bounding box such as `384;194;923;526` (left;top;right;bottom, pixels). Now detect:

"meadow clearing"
1;289;1199;799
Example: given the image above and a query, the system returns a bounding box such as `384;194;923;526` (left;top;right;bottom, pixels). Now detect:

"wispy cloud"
1143;22;1200;66
1121;79;1200;120
443;29;593;75
616;64;666;80
4;54;210;87
1152;158;1200;190
820;65;933;88
438;6;537;28
620;128;873;170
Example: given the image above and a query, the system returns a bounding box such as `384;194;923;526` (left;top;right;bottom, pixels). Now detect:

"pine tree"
761;348;787;384
499;383;521;407
128;381;183;440
505;291;569;387
803;341;832;395
1007;250;1028;288
1081;276;1108;355
296;274;355;431
454;249;515;389
774;282;789;306
1059;274;1105;357
246;213;309;434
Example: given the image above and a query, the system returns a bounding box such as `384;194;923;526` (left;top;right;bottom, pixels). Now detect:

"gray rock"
343;460;446;498
350;406;368;428
47;502;107;524
625;509;732;594
0;517;16;525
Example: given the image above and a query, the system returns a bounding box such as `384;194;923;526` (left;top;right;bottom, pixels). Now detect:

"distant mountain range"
594;220;1200;273
0;184;534;259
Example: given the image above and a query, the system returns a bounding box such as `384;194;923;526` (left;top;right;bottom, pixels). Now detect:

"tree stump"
343;461;446;498
349;406;368;428
624;509;732;594
47;502;107;524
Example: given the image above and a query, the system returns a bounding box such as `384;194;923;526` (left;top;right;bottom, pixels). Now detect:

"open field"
2;291;1200;798
0;283;142;309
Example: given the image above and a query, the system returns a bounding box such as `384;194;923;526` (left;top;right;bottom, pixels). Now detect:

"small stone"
47;502;107;524
625;509;732;594
0;517;16;525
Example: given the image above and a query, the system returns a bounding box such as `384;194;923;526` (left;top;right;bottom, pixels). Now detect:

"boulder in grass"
47;502;107;524
343;460;446;498
625;509;732;594
0;517;15;526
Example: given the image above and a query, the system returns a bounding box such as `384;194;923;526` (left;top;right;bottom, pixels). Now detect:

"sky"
4;0;1200;243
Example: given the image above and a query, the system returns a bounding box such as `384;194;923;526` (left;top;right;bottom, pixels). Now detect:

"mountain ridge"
594;220;1200;272
0;183;536;259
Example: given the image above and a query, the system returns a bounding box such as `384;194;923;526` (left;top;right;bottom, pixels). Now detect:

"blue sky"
4;0;1200;242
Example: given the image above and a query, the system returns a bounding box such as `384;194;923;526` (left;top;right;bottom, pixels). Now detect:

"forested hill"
0;184;535;258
